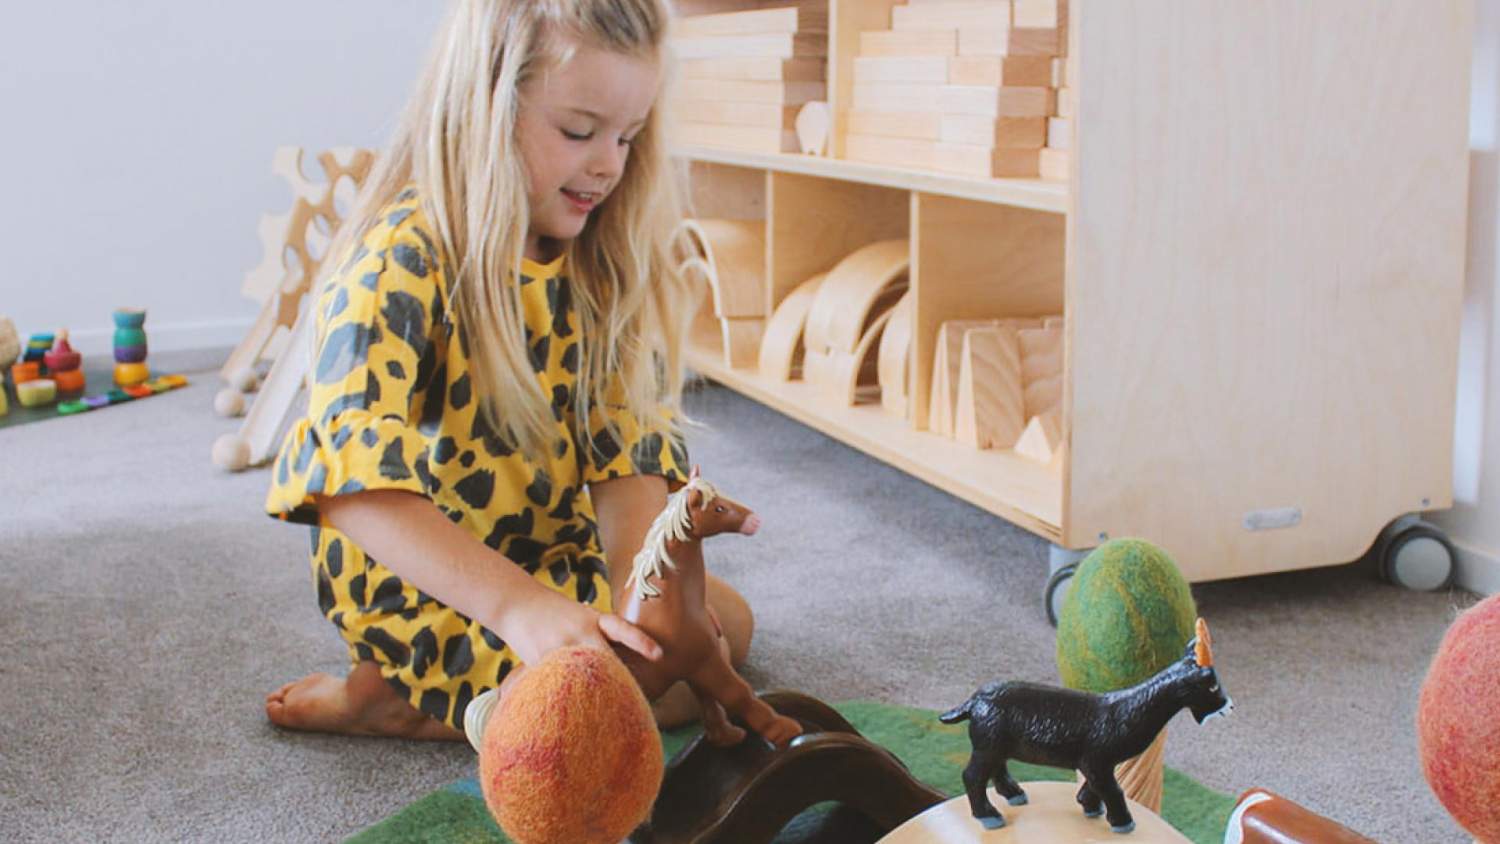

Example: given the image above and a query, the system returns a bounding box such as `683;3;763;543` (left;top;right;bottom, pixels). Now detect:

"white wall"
0;2;445;354
1432;0;1500;594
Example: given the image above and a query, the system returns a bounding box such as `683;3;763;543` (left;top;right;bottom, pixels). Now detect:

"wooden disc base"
630;691;945;844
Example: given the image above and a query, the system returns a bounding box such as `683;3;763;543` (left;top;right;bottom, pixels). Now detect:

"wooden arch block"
803;239;909;358
678;218;767;319
877;292;913;416
758;272;827;381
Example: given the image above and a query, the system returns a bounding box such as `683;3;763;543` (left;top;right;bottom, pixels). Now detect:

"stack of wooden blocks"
845;0;1068;179
671;2;829;154
928;316;1064;464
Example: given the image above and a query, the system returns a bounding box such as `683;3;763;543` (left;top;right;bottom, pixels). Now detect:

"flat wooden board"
878;782;1189;843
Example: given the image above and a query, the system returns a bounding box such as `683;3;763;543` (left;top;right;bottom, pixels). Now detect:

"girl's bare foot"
265;660;466;741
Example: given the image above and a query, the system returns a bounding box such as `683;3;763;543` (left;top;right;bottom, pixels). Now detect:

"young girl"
263;0;742;740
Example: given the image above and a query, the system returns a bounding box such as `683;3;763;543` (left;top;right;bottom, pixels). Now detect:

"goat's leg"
1079;764;1134;834
960;749;1005;829
991;761;1027;806
1075;780;1103;817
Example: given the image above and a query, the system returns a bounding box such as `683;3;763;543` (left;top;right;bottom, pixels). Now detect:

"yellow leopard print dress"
265;189;688;729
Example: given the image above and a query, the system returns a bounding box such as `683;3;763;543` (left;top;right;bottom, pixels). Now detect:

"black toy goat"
940;618;1233;834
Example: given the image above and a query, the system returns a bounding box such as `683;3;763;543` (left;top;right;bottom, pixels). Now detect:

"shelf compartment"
686;334;1063;540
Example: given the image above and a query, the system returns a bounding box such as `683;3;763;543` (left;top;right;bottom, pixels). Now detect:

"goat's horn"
1194;618;1213;667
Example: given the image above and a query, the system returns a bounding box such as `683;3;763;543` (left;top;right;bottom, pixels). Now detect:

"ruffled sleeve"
265;214;446;525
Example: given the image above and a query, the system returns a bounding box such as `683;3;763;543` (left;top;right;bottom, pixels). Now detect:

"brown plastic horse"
613;466;803;748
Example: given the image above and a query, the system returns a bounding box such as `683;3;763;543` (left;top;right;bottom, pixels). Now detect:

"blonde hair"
319;0;692;459
626;476;719;601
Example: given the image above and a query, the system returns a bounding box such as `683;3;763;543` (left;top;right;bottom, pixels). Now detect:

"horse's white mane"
626;476;719;601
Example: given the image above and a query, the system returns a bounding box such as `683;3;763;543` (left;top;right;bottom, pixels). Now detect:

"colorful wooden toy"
114;362;149;387
17;379;57;407
0;383;8;417
54;374;189;417
23;333;53;369
44;331;84;396
112;308;146;329
0;317;18;369
11;361;40;384
112;309;148;385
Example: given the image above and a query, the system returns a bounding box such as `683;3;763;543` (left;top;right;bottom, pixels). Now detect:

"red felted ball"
1417;593;1500;843
479;646;663;844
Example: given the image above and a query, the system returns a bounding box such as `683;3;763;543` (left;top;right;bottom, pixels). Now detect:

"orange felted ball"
1418;593;1500;843
479;646;663;844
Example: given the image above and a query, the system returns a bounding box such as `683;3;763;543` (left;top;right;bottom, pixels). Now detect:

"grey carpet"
0;352;1482;843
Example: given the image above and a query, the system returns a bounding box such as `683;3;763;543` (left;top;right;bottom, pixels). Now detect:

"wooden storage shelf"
670;0;1473;586
676;144;1068;214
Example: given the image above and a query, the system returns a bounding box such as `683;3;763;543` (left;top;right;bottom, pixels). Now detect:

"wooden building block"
671;32;826;60
1047;116;1071;150
844;135;1040;178
848;109;944;141
927;319;997;436
679;57;826;82
959;27;1059;56
1019;325;1062;383
674;99;799;128
940;115;1046;148
943;144;1040;178
948;55;1053;87
878;293;914;417
677;78;827;104
676;122;799;153
1040;148;1069;181
859;29;957;57
853;55;949;84
721;317;765;370
1014;408;1063;463
803;239;909;356
679;218;767;318
675;3;828;38
851;83;945;113
1024;373;1062;418
1050;56;1068;87
1055;85;1073;117
1014;0;1061;28
954;325;1026;449
893;2;1011;32
796;101;830;155
939;85;1054;117
758;273;827;381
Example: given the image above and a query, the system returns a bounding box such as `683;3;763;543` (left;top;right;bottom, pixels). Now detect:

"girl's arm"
317;489;661;667
589;473;670;599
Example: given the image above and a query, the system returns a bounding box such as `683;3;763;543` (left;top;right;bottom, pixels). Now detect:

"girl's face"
516;42;661;262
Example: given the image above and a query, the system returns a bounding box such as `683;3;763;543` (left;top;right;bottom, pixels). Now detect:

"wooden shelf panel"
673;145;1068;215
687;344;1063;541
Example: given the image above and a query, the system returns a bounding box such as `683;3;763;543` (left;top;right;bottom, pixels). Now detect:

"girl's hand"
496;584;661;668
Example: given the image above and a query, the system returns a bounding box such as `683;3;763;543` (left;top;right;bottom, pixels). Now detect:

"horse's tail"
939;698;973;724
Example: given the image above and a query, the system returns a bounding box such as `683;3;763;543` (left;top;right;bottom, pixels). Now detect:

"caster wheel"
1045;563;1077;627
1381;520;1455;592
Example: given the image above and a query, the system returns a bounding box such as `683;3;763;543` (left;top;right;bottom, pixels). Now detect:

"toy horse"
613;466;802;749
941;618;1233;834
